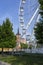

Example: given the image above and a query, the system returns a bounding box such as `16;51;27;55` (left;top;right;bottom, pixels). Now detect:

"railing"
14;48;43;54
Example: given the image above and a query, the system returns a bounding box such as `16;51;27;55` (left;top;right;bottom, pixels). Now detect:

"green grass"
0;53;43;65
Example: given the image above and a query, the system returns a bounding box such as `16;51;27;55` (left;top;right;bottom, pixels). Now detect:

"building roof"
16;28;21;35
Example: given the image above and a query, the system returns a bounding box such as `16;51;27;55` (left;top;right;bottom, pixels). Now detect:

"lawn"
0;53;43;65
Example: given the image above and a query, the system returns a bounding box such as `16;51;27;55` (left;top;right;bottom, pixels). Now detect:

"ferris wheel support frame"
19;0;39;38
26;6;39;30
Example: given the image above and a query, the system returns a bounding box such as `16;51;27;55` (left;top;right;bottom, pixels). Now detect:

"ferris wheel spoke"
19;0;39;39
26;6;39;30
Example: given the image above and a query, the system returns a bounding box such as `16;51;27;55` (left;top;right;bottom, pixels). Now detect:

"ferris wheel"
19;0;39;39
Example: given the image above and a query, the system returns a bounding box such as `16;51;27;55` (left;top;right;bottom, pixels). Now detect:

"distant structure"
16;28;26;49
16;28;21;49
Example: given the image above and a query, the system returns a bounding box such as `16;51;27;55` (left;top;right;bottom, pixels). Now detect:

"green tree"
34;20;43;46
39;0;43;16
29;45;32;49
0;18;16;54
0;25;4;53
34;0;43;47
38;0;43;5
20;43;28;49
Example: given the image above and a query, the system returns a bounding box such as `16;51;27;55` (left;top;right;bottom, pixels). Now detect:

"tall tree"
34;0;43;47
34;21;43;45
0;18;16;53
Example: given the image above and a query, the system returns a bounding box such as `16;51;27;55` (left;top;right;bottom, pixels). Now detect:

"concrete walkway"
0;61;11;65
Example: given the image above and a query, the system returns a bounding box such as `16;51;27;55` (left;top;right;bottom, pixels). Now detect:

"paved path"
0;61;11;65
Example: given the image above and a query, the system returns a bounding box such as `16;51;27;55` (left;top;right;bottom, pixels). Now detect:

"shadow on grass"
0;53;43;65
11;54;43;65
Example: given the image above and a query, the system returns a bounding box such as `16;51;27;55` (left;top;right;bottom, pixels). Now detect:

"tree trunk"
2;48;3;55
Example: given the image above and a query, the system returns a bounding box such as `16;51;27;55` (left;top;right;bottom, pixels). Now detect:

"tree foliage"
0;18;16;52
38;0;43;5
39;0;43;16
34;0;43;45
34;21;43;44
20;43;28;49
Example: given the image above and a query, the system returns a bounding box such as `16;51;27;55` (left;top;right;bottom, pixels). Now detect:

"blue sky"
0;0;39;35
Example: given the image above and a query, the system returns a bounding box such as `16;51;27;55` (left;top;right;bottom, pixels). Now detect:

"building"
16;28;26;49
16;28;21;49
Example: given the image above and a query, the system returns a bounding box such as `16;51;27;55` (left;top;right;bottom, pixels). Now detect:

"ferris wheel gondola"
22;0;26;4
19;0;39;39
